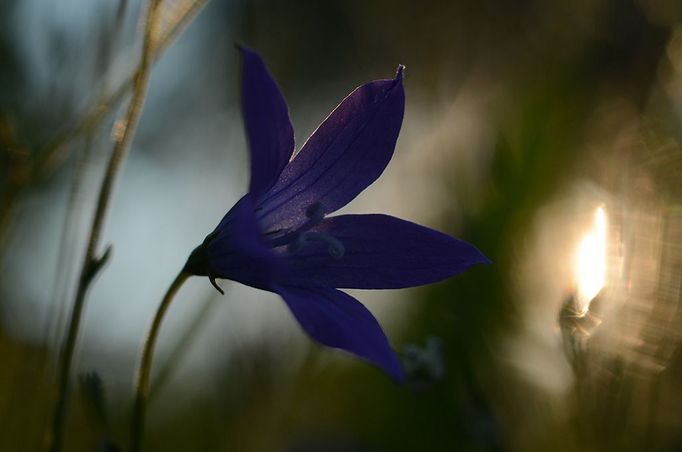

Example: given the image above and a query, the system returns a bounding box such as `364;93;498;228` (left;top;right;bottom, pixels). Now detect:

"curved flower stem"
47;2;163;451
149;294;218;402
132;271;191;452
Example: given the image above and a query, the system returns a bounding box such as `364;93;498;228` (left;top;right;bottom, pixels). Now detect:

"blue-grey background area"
3;0;682;451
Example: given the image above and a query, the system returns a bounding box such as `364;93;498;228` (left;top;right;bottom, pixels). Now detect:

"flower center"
262;202;345;259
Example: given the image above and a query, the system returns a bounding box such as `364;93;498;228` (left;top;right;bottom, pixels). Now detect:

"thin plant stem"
149;294;218;403
48;0;127;354
34;0;209;179
132;271;191;452
49;133;96;357
0;1;210;249
46;1;163;451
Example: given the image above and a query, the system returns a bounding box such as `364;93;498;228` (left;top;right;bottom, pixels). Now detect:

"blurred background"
3;0;682;450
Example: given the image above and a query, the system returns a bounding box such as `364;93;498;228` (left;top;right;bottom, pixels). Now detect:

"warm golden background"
3;0;682;450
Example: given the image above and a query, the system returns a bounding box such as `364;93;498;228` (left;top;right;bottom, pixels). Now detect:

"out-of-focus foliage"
3;0;682;451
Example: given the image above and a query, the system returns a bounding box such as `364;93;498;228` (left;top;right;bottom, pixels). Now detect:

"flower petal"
280;214;491;289
239;46;295;198
206;195;285;291
256;66;405;231
274;285;403;381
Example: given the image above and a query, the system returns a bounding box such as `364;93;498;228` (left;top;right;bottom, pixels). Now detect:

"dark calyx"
183;239;224;295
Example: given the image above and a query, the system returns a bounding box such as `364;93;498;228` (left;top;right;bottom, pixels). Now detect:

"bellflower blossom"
184;47;490;381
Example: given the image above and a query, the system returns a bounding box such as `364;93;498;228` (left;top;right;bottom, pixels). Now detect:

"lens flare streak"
575;206;607;315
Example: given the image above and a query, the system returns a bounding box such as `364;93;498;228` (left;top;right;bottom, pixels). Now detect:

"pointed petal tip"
371;343;404;383
396;64;405;80
475;248;493;266
387;358;406;384
465;246;492;268
475;251;492;266
235;43;255;57
236;44;266;63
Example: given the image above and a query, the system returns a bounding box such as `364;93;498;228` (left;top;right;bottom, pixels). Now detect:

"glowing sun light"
575;206;607;314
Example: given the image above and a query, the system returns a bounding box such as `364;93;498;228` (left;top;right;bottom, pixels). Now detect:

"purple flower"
184;46;490;381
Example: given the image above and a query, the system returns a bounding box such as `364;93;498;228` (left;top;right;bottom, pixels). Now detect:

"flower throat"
263;202;345;259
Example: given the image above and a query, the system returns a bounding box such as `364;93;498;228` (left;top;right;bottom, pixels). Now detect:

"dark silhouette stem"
149;294;218;402
132;271;191;452
47;1;163;451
